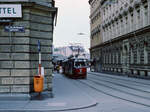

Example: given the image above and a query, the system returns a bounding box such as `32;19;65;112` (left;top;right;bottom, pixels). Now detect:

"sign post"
38;40;41;75
8;22;12;76
34;40;44;93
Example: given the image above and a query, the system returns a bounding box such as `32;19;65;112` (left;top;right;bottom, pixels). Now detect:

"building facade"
53;45;89;59
89;0;150;77
89;0;103;72
0;0;57;100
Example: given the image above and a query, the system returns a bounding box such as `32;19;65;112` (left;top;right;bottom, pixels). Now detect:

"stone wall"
0;0;56;98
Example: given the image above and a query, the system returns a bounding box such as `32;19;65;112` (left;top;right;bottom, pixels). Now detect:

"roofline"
88;0;94;4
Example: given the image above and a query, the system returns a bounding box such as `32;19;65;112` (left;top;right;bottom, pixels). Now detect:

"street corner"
22;94;98;111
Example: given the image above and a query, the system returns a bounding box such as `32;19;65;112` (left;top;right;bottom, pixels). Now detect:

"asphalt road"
57;72;150;112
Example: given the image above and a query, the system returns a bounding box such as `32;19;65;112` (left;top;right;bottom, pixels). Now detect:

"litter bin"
34;75;44;92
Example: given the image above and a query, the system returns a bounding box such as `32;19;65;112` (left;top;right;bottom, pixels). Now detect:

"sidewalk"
0;74;97;112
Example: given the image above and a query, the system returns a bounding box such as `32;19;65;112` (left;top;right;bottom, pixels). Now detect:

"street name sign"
0;4;22;18
4;26;25;32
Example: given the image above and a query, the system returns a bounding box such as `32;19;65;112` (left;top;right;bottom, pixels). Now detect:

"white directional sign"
0;4;22;18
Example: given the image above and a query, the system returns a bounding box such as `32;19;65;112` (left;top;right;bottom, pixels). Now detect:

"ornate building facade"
89;0;150;77
89;0;102;72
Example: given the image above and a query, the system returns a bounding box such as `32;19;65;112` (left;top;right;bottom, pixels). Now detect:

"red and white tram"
62;57;87;79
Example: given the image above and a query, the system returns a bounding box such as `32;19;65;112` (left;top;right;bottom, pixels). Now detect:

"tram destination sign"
0;4;22;18
5;26;25;32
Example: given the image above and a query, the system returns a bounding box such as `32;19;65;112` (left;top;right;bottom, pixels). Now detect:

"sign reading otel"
0;4;22;18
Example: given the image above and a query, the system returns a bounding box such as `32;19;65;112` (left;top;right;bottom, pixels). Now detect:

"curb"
0;102;98;112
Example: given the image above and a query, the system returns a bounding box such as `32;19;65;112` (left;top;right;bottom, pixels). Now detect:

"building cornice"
0;0;55;8
0;1;57;11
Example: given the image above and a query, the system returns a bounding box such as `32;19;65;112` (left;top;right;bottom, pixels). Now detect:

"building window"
130;47;134;64
116;52;118;64
109;26;111;40
125;16;128;33
116;21;119;36
144;42;148;64
113;23;116;37
137;48;140;64
120;19;123;35
131;13;134;31
144;5;148;26
137;9;140;29
107;53;109;64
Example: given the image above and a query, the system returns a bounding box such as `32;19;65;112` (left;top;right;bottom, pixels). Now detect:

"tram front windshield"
74;61;86;68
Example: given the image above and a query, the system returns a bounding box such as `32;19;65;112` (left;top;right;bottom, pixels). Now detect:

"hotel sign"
0;4;22;18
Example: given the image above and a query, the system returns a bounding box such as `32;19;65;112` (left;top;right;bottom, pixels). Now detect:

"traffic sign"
4;26;25;32
38;40;41;52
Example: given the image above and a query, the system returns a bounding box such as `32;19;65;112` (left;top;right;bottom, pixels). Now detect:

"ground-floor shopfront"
90;26;150;77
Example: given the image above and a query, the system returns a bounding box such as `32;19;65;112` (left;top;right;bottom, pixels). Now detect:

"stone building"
89;0;150;77
89;0;103;72
0;0;57;100
53;45;88;58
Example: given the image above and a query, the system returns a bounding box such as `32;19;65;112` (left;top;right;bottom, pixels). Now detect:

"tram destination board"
4;26;25;32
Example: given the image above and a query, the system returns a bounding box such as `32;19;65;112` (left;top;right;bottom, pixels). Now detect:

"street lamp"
77;32;87;35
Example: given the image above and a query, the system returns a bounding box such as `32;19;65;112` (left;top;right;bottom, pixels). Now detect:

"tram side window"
75;62;86;67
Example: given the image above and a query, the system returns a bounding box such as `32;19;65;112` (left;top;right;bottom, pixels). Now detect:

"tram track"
76;79;150;107
87;75;150;97
87;72;150;101
88;72;150;86
88;72;150;94
87;77;150;99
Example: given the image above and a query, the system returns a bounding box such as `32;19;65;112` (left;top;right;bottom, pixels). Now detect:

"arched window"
136;9;140;29
130;45;134;64
144;5;148;26
137;46;140;64
144;41;148;64
130;12;134;31
125;16;128;33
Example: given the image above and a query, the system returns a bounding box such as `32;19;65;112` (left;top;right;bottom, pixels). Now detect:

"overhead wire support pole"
9;22;12;76
8;20;12;76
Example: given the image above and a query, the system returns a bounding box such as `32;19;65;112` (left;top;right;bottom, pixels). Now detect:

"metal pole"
9;21;12;76
39;52;41;75
38;40;41;75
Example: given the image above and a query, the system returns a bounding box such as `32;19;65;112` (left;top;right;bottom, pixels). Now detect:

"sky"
53;0;90;53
